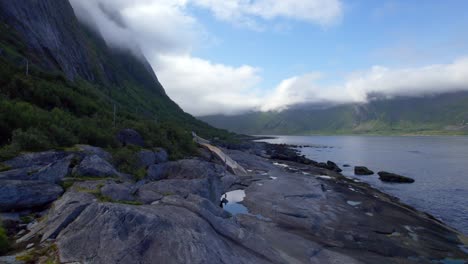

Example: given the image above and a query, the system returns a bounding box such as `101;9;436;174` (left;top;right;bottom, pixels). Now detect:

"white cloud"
153;54;262;116
259;57;468;113
69;1;468;117
191;0;343;29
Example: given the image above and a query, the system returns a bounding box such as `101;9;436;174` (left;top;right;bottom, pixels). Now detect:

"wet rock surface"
355;166;375;175
378;171;415;183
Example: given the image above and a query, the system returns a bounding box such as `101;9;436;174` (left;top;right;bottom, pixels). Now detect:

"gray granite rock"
72;155;120;178
136;150;156;168
0;180;63;211
55;202;275;264
101;182;135;201
154;148;168;163
146;159;228;181
76;145;112;161
30;155;74;183
4;151;67;169
0;166;43;181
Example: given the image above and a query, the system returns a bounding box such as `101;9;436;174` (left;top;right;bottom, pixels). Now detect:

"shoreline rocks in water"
354;166;374;175
378;171;415;183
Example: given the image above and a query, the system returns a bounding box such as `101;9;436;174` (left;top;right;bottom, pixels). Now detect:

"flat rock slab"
0;180;63;211
56;203;272;264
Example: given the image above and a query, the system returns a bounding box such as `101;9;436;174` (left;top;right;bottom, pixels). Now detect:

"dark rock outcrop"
0;180;63;211
354;166;374;175
326;160;342;173
116;129;145;147
72;155;120;178
378;171;415;183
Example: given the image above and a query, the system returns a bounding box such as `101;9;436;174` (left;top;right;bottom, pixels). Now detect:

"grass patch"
16;243;58;264
20;214;35;224
0;163;11;172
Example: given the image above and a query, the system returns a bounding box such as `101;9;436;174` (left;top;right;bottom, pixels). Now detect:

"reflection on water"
222;190;248;215
221;190;271;221
259;135;468;234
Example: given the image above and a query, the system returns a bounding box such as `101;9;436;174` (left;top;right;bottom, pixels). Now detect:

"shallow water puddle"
318;175;332;180
221;190;271;221
222;190;248;215
269;176;277;180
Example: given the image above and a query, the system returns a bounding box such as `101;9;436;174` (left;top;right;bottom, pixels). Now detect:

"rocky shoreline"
0;135;467;263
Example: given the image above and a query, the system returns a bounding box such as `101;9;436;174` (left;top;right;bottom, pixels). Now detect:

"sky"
69;0;468;116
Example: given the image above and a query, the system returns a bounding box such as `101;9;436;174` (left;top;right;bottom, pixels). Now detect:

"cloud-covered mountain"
200;91;468;135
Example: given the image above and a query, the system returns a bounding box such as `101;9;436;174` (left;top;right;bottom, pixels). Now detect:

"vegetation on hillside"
0;21;237;161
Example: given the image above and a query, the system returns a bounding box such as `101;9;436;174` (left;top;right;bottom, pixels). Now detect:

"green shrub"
112;146;141;175
12;128;52;151
0;220;9;254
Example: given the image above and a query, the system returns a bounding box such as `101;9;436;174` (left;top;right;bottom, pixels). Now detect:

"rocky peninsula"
0;132;467;264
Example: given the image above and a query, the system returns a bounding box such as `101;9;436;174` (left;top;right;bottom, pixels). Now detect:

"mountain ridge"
200;91;468;135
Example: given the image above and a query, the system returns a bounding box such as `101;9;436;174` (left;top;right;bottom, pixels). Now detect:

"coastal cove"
258;135;468;235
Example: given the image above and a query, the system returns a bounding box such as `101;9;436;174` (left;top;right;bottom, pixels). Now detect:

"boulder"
136;150;156;168
0;166;43;181
76;145;112;161
30;155;74;183
72;155;120;178
146;159;228;181
142;159;236;204
354;166;374;175
326;160;342;173
154;148;168;163
116;129;145;147
0;180;63;211
378;171;415;183
4;151;67;169
101;182;135;202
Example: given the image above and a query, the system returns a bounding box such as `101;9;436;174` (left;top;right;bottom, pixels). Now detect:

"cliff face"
0;0;165;95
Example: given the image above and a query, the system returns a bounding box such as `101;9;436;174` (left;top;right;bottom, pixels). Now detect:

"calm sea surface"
259;135;468;235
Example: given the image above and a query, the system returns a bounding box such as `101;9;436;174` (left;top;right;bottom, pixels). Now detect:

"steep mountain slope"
200;91;468;135
0;0;232;159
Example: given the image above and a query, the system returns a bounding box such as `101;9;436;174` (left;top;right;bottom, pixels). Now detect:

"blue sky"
192;0;468;89
71;0;468;115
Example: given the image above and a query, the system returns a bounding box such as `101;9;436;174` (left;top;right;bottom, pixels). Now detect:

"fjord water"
259;135;468;234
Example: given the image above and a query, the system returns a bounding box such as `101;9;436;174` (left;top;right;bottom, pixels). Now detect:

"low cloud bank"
69;1;468;116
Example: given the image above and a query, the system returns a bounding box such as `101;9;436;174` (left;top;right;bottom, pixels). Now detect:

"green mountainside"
200;92;468;135
0;0;233;160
